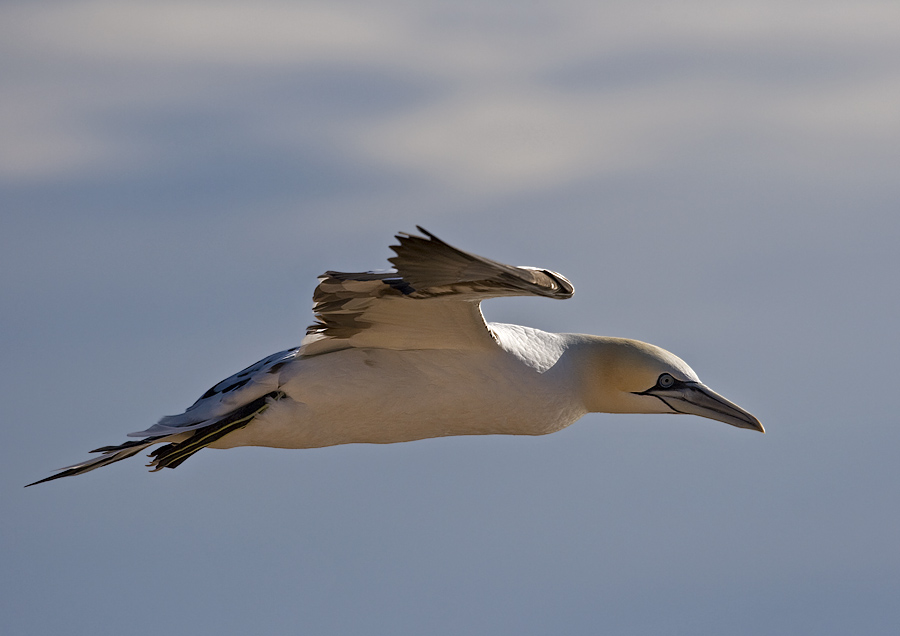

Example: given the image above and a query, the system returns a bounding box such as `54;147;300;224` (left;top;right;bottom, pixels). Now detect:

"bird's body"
29;227;762;486
211;326;583;449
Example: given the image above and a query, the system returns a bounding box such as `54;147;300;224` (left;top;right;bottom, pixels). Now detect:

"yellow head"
575;336;763;432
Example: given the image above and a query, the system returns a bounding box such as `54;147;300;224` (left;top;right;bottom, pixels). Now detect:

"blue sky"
4;2;900;634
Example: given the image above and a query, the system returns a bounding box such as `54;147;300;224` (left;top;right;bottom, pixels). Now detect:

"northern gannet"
28;227;762;486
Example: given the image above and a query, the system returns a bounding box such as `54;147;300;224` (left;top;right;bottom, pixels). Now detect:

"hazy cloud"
3;0;898;192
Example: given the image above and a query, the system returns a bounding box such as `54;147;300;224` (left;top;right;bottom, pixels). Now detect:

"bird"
28;227;762;486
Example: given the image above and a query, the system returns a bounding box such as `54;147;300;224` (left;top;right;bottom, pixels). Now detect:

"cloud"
2;0;899;194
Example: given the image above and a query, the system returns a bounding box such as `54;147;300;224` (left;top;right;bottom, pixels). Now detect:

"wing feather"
129;347;301;437
301;227;573;356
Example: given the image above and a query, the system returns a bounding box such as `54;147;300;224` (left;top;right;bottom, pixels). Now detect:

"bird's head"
577;336;763;432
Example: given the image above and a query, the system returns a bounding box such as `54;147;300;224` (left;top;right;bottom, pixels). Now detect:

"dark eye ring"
658;373;675;389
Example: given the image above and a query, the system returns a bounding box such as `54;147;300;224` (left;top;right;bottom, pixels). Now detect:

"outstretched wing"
130;347;302;437
301;227;574;356
26;349;301;485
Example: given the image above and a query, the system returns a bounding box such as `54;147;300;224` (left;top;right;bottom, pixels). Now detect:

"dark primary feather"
25;437;164;486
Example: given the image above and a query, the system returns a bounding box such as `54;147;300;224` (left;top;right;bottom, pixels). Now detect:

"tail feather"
26;391;285;486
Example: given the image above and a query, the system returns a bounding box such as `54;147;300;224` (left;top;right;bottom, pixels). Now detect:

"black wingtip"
396;226;442;244
414;226;449;245
25;469;79;487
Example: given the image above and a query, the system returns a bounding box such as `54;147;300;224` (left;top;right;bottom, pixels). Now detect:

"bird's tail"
26;390;285;487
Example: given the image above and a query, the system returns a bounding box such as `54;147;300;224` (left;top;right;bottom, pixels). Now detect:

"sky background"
3;1;899;634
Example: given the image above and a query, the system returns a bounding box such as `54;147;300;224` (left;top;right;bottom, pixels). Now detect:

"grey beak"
651;382;764;433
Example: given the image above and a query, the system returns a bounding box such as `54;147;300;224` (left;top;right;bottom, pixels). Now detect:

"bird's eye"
658;373;675;389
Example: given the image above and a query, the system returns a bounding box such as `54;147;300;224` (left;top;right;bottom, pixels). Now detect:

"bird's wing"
129;347;302;436
28;347;302;484
300;227;574;356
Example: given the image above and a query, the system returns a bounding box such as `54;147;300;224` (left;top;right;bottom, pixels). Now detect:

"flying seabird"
28;227;762;486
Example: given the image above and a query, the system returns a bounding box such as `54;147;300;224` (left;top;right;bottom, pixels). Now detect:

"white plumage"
29;227;761;486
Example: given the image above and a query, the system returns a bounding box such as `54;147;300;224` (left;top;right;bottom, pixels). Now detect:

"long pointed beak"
653;382;764;433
